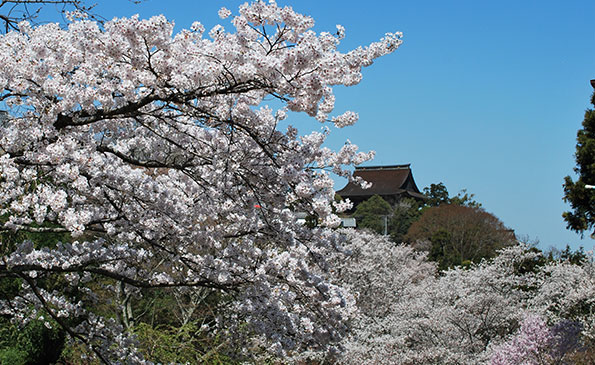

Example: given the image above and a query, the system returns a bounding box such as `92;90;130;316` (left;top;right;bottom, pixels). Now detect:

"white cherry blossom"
0;1;402;362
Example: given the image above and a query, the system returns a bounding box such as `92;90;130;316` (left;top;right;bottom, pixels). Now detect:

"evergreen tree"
423;182;481;208
353;195;393;235
389;198;423;243
423;183;450;206
563;90;595;237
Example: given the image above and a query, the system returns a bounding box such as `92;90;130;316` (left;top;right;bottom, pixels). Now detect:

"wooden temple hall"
336;164;426;209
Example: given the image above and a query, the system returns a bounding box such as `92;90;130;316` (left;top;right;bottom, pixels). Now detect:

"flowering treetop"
0;1;402;362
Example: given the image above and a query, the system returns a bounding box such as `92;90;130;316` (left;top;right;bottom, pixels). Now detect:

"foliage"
423;182;482;208
0;2;402;362
133;322;234;364
388;198;423;243
352;194;423;242
0;219;70;364
547;244;589;265
423;182;450;206
563;91;595;236
0;318;65;365
352;194;392;235
351;194;422;242
405;204;515;270
348;183;482;245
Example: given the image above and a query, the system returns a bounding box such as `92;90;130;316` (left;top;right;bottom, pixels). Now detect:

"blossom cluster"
0;1;402;361
491;315;584;365
328;230;595;364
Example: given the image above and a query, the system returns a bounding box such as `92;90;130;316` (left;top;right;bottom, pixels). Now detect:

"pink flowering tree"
491;314;555;365
491;314;584;365
0;1;402;362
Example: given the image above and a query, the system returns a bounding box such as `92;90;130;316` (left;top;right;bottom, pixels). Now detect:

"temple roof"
336;164;426;200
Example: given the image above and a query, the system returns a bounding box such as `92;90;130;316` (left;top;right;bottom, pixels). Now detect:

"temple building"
336;164;426;210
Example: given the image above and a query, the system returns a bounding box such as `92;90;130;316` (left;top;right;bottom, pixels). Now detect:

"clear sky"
92;0;595;251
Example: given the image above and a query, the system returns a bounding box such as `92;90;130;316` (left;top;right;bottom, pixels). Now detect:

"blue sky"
92;0;595;251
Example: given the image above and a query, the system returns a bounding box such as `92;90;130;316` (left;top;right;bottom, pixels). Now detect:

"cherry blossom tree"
331;230;595;364
491;314;584;365
529;254;595;343
328;229;436;364
0;1;403;362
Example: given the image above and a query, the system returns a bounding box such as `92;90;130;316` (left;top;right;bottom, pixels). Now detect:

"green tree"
449;189;482;208
0;318;65;365
350;183;481;243
423;183;450;206
353;195;393;235
563;90;595;237
423;182;481;208
545;245;588;265
389;198;423;243
0;220;71;364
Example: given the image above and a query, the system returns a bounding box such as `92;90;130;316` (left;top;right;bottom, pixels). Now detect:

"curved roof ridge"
355;164;410;170
336;163;424;199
